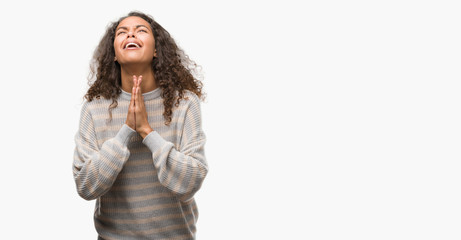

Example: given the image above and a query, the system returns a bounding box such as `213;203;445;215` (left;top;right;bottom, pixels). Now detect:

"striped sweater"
73;87;208;240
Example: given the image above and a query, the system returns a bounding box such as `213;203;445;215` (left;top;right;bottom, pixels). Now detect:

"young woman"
73;11;208;240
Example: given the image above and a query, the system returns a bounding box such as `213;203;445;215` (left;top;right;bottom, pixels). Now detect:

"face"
114;16;156;65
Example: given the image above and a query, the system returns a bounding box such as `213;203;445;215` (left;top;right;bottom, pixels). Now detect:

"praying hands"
125;75;154;139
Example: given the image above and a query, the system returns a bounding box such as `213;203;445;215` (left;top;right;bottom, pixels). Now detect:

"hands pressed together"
125;75;154;139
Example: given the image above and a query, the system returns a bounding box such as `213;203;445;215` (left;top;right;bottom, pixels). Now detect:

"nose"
127;31;136;38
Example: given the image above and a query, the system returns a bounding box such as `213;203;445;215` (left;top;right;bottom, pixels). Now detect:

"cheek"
142;34;154;46
113;39;122;55
145;38;155;53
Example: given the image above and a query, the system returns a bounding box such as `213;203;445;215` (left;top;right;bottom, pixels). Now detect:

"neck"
120;64;157;93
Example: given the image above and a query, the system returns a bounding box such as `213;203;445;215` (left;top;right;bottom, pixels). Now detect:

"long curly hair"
85;11;204;125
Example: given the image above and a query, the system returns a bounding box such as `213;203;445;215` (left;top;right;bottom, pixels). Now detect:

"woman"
73;11;208;240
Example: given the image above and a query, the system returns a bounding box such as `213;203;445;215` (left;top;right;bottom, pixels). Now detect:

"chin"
120;58;151;65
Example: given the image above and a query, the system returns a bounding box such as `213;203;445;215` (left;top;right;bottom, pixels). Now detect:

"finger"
133;85;137;123
131;83;136;108
136;87;145;113
134;86;139;105
136;85;141;102
136;76;142;97
137;76;143;93
137;88;146;113
135;85;140;106
137;76;143;101
133;75;138;106
133;75;138;87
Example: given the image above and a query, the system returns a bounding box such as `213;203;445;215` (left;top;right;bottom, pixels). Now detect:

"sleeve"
72;102;136;200
142;95;208;203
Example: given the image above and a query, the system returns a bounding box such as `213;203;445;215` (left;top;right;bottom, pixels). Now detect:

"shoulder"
79;97;112;116
172;90;203;118
175;90;203;113
178;90;202;106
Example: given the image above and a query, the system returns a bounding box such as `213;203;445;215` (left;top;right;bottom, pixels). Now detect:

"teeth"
125;43;140;49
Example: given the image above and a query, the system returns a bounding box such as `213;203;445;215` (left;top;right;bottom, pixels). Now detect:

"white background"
0;0;460;239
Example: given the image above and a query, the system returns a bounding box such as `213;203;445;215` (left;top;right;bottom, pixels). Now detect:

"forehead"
117;16;151;29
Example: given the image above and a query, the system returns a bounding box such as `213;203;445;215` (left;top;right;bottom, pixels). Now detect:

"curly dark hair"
84;11;204;125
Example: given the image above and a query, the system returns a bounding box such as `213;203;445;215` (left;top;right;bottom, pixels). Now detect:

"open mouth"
124;42;141;49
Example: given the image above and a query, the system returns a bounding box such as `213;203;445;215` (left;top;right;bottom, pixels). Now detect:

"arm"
72;102;136;200
142;95;208;203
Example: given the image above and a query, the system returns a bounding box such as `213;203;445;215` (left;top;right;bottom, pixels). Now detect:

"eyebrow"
116;25;150;32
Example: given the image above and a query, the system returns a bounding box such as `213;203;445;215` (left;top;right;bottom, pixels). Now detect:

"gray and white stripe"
73;88;207;240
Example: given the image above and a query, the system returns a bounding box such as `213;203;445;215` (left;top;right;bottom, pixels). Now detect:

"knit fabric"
73;88;208;240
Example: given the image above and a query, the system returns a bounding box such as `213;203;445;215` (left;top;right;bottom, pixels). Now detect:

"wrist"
125;123;135;131
139;126;153;139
